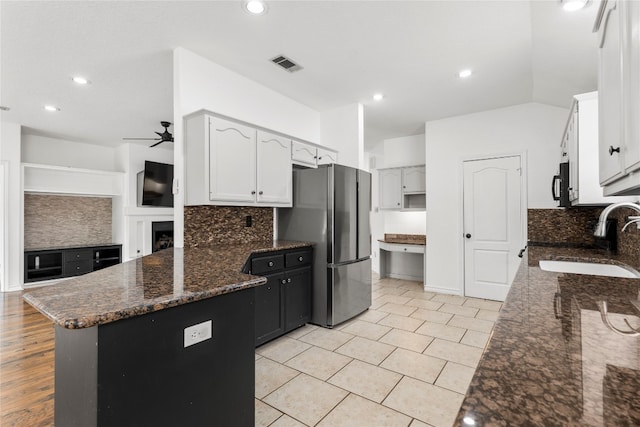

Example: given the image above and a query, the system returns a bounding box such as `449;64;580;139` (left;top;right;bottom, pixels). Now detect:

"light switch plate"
184;320;212;348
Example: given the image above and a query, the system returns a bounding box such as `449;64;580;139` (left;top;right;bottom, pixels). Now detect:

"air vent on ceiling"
271;55;303;73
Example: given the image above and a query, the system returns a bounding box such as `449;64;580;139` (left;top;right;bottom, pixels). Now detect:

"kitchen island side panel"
55;289;255;427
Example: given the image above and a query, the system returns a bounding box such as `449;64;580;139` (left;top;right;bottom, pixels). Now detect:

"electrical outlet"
184;320;212;348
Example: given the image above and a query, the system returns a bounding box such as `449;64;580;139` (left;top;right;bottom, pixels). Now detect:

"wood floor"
1;291;55;426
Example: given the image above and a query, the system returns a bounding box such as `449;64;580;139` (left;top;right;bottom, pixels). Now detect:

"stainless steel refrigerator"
278;164;372;328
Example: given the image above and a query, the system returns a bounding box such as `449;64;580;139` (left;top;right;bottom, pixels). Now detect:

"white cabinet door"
598;0;625;185
402;166;426;193
317;148;338;165
623;0;640;173
291;140;317;167
257;131;292;205
379;168;402;209
209;117;256;203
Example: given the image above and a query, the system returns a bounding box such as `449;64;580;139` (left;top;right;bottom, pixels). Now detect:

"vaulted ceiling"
0;1;598;150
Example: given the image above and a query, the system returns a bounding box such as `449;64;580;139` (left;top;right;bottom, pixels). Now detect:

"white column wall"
320;103;364;169
1;122;22;291
424;102;568;295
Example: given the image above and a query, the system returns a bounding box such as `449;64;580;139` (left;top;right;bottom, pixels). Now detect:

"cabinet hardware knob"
287;278;292;283
268;261;274;267
403;186;406;188
465;233;472;239
609;146;621;155
318;156;322;160
298;256;303;262
397;203;400;206
259;191;263;195
404;248;407;251
251;190;256;195
281;279;286;284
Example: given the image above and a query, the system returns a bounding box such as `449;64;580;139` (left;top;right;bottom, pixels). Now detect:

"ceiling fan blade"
122;137;161;140
149;140;165;148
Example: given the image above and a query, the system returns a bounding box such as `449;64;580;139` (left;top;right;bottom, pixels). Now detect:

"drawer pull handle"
287;278;292;283
609;146;621;156
268;261;274;267
298;256;304;262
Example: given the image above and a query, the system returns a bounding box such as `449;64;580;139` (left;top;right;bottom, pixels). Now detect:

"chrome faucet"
593;202;640;238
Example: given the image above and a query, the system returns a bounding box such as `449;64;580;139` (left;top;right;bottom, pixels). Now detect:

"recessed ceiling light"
72;76;91;85
459;69;473;78
561;0;588;11
373;93;384;101
44;105;60;112
244;0;267;15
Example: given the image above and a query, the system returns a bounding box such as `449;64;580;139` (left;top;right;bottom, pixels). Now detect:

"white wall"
1;122;22;291
424;102;568;295
320;103;364;169
22;134;116;171
382;134;426;168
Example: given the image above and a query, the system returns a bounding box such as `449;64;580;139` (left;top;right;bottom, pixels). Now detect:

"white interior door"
463;155;523;301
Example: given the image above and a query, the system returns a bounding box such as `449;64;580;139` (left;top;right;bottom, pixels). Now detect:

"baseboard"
423;284;463;296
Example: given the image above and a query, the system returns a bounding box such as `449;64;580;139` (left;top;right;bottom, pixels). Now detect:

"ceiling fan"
123;121;173;147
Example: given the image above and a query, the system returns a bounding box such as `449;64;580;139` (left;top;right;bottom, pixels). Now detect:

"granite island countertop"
456;244;640;426
23;240;312;329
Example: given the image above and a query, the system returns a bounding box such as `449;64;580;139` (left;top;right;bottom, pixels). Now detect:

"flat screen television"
141;161;174;207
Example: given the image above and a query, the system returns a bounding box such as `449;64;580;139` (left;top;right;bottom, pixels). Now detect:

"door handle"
465;233;472;239
551;174;560;201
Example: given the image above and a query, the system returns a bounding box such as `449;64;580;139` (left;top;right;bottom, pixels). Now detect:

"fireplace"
151;221;174;252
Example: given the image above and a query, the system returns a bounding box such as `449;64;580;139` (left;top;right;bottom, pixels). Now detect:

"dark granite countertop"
456;244;640;426
378;233;426;245
23;240;312;329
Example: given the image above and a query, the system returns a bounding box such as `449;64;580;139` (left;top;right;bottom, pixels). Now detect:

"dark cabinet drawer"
285;250;312;268
251;254;284;275
64;260;93;276
64;249;92;262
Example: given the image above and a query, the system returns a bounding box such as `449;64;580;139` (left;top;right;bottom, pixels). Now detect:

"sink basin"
539;260;640;279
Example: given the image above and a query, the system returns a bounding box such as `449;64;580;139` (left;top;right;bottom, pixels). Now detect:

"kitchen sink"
539;260;640;279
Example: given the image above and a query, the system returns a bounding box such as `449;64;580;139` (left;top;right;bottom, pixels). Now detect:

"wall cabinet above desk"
378;165;426;210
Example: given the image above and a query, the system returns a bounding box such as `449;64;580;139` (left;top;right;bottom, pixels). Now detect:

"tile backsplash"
183;206;273;247
24;194;112;249
528;207;640;258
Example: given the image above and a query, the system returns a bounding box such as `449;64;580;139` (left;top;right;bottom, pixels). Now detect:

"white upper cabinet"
256;130;292;205
209;117;257;203
317;148;338;165
291;140;317;168
379;168;403;209
596;0;640;195
402;166;426;193
597;0;625;185
623;0;640;174
184;113;292;207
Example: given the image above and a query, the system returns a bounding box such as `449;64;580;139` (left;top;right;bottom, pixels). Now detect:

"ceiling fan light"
562;0;588;12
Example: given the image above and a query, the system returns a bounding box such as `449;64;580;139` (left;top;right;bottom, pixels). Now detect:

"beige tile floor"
255;274;502;427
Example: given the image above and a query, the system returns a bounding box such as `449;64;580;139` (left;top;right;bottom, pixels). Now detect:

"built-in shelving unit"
24;244;122;283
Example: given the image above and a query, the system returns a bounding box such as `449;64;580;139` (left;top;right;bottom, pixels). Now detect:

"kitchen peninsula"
456;245;640;426
23;240;311;427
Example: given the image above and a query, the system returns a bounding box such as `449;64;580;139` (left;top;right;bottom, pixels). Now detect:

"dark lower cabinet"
255;272;285;344
249;248;312;347
284;267;311;331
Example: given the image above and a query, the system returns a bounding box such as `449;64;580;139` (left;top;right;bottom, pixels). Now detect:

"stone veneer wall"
528;207;640;257
24;194;112;249
183;206;273;247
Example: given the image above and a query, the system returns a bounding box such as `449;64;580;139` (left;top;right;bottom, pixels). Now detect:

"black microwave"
552;162;570;207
